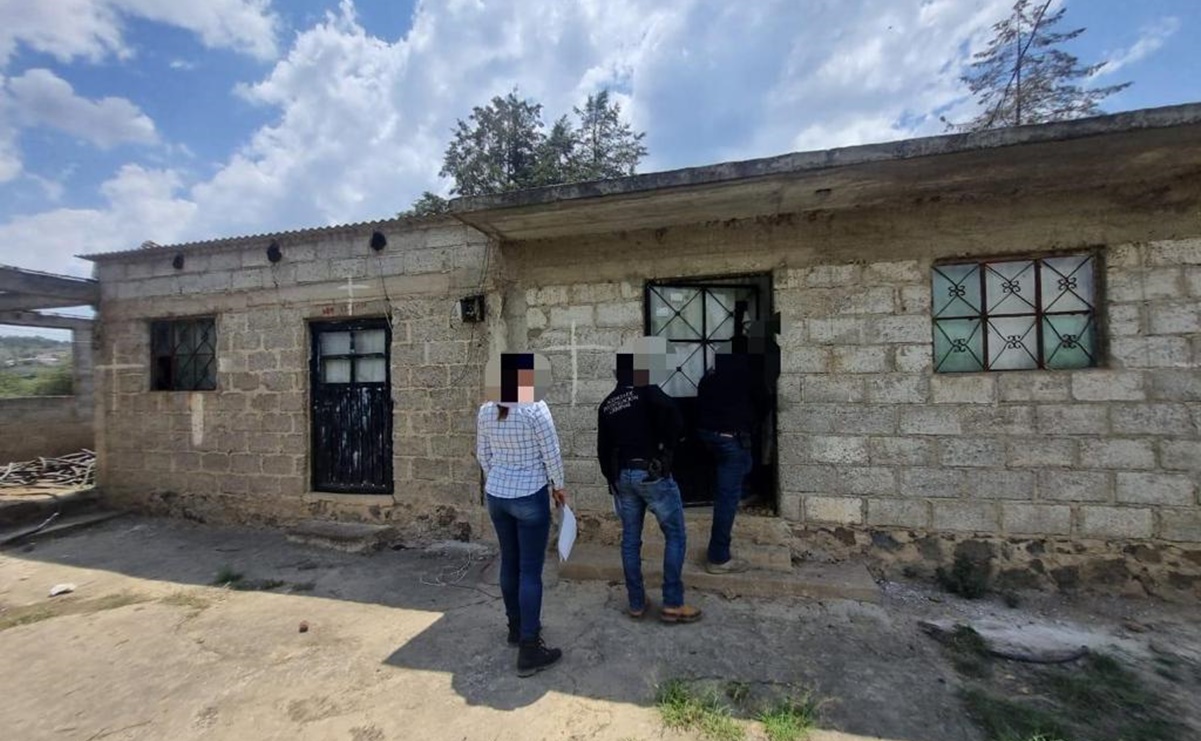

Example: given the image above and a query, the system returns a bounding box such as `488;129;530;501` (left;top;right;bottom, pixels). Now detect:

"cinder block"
525;285;569;306
526;308;547;329
838;467;897;496
1145;238;1201;266
570;283;622;304
805;264;861;287
938;437;1005;468
900;467;963;498
1080;439;1156;470
595;301;641;328
899;284;933;314
1149;370;1201;401
866;316;930;344
1070;371;1145;401
870;436;935;466
804;496;864;525
1158;510;1201;543
1148;303;1201;334
1007;438;1076;468
781;346;831;374
1035;405;1109;435
1187;267;1201;297
866;374;929;404
932;501;1000;533
1003;503;1072;535
895;344;932;373
834;287;896;315
960;406;1035;435
801;375;864;402
779;464;840;494
1116;472;1196;506
1038;470;1111;502
971;470;1036;500
1161;440;1201;471
1079;506;1153;539
931;375;996;404
832;346;889;374
1105;304;1142;337
807;317;864;344
865;259;924;284
549;305;594;328
1110;403;1193;435
1144;268;1186;299
866;498;930;528
808;436;870;464
900;407;962;436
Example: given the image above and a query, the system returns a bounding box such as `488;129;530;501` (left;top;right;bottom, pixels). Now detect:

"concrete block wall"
777;239;1201;545
0;396;93;464
92;218;495;535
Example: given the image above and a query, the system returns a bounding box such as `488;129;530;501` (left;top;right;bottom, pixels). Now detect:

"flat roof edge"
449;102;1201;213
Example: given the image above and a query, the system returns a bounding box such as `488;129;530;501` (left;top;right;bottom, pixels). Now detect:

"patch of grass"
961;688;1068;741
725;680;750;705
936;553;991;599
159;592;211;611
758;693;820;741
289;581;316;592
212;565;244;587
0;592;147;632
229;578;287;592
656;679;744;741
1041;653;1182;741
0;604;56;631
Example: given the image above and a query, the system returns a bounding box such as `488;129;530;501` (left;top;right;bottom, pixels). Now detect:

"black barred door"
310;319;393;494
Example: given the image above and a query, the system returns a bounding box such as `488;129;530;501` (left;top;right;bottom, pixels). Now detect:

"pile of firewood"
0;450;95;489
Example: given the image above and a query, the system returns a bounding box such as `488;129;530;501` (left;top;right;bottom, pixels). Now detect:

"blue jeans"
487;487;550;641
699;429;754;565
614;469;687;610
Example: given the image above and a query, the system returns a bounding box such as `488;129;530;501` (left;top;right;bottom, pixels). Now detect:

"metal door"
310;319;393;494
644;276;775;506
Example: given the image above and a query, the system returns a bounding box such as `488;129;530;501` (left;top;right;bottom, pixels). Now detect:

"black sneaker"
516;636;562;677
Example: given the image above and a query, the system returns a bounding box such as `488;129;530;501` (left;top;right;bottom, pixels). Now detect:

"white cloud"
169;59;196;71
7;68;158;149
0;0;1029;273
0;0;279;65
0;164;196;276
1097;17;1179;77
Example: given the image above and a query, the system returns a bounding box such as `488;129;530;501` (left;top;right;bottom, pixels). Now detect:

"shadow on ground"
7;515;1196;741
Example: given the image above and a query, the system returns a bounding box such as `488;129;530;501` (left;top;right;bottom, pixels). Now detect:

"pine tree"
440;88;547;197
950;0;1130;132
572;90;647;180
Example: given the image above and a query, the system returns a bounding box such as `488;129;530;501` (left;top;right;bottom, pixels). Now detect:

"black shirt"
696;353;768;434
596;383;684;483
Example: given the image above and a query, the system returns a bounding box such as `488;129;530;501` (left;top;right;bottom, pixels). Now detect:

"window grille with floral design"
932;254;1099;372
150;318;217;390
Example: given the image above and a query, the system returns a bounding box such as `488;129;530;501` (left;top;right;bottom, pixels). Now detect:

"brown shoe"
660;604;702;624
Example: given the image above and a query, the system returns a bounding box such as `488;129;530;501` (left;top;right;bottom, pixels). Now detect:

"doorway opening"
643;273;777;510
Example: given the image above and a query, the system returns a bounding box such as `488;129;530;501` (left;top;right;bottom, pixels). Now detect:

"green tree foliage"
949;0;1130;132
402;87;647;214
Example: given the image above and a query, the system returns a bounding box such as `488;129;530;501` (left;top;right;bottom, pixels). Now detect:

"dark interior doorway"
643;274;777;509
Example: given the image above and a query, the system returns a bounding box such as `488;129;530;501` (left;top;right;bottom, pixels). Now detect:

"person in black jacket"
597;338;701;624
696;335;769;574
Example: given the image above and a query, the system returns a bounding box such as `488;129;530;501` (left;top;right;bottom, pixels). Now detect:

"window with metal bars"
932;253;1099;373
150;318;217;391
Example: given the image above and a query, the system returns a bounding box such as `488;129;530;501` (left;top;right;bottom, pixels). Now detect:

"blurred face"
517;368;536;402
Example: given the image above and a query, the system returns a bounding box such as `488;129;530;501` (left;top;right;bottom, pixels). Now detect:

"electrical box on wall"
459;295;485;323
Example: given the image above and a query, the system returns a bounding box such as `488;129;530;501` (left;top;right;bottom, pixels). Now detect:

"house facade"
86;104;1201;597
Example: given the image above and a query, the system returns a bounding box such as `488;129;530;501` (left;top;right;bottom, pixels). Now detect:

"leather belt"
623;458;652;470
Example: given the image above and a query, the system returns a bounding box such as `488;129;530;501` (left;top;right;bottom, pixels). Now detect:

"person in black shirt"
597;339;701;624
696;335;769;574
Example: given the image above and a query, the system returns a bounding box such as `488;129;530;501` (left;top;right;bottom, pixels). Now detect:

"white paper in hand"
557;505;577;562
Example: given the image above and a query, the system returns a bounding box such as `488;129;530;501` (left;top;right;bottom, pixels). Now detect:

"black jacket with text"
596;383;684;484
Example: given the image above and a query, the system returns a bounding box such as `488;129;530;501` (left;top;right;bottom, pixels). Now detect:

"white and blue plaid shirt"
476;400;565;499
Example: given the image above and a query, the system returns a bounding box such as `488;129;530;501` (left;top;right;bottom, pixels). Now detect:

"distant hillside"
0;335;71;365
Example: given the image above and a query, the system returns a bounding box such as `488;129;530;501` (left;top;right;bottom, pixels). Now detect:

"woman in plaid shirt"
477;352;567;677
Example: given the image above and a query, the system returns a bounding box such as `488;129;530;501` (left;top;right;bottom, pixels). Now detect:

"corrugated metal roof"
78;213;460;262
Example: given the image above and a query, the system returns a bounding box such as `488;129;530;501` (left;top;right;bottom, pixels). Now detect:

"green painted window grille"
150;317;217;390
932;254;1098;373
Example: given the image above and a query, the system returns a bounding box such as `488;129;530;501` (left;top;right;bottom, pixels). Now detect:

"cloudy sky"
0;0;1194;293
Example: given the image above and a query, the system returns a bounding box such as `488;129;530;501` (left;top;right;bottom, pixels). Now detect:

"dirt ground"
1;516;1199;741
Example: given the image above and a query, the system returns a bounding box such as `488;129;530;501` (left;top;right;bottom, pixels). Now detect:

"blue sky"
0;0;1195;332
